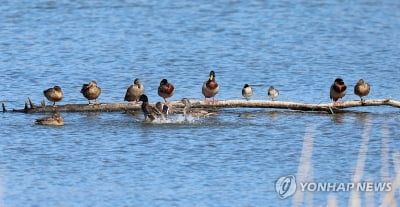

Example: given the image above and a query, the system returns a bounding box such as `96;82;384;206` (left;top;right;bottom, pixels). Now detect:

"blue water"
1;0;400;206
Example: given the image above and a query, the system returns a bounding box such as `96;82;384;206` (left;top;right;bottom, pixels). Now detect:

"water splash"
148;114;200;124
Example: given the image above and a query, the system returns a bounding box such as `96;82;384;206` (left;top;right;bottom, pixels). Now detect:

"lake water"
1;0;400;206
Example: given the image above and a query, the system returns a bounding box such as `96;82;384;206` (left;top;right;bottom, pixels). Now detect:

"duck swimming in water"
35;113;64;126
124;78;145;104
181;98;214;117
139;94;162;122
202;71;219;103
81;80;101;105
43;86;63;106
155;102;169;120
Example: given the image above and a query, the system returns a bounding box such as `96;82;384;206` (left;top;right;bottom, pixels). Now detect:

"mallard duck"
202;70;219;103
81;80;101;105
43;86;63;106
268;86;279;101
158;79;175;103
155;102;169;120
35;113;64;126
330;78;347;103
124;78;144;103
139;94;162;122
242;84;253;100
181;98;214;117
354;79;370;101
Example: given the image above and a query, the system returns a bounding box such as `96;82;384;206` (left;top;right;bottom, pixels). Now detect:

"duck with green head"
139;94;162;122
202;70;219;103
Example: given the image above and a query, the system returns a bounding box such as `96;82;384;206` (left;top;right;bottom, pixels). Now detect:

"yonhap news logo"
275;175;392;199
275;175;297;199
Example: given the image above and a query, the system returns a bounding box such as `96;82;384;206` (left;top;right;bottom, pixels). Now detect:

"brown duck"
43;86;63;106
81;80;101;104
124;78;145;103
354;79;370;101
181;98;214;117
139;94;162;122
35;113;64;126
158;79;175;103
202;70;219;103
330;78;347;103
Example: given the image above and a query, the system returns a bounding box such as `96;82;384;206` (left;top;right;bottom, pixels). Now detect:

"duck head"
209;71;216;81
334;78;345;85
160;79;168;86
54;86;62;92
134;78;141;85
139;94;149;102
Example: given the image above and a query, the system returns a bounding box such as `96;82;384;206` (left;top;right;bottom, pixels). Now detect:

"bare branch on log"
2;103;6;112
28;97;35;109
11;98;400;113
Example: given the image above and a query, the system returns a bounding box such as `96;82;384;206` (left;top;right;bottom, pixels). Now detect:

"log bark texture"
9;98;400;113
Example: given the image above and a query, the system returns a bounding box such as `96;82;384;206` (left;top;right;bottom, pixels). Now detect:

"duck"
181;98;214;117
354;79;370;101
43;85;63;106
202;70;219;103
35;113;64;126
124;78;145;103
268;86;279;101
242;84;253;100
155;102;169;120
181;98;192;117
139;94;162;122
158;79;175;103
81;80;101;105
330;78;347;103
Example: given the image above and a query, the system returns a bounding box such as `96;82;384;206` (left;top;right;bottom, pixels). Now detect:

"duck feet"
332;101;344;106
204;99;218;104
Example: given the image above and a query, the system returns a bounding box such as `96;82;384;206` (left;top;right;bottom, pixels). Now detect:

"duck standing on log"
268;86;279;101
354;79;370;102
81;80;101;105
330;78;347;104
124;78;144;104
158;79;175;103
43;86;63;106
242;84;253;100
202;70;219;103
35;113;64;126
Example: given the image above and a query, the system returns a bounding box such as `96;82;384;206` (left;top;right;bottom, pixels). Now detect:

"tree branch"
11;98;400;113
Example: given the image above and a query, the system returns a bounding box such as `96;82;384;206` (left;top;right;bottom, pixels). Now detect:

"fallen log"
9;98;400;114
